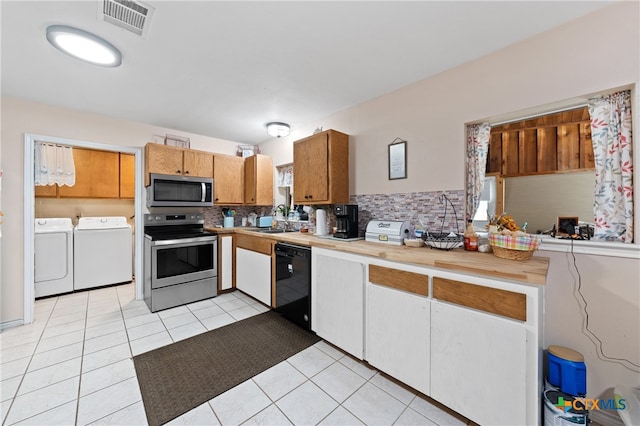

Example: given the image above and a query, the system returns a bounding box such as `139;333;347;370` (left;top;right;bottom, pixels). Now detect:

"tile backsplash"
204;206;274;228
203;189;465;236
350;190;465;236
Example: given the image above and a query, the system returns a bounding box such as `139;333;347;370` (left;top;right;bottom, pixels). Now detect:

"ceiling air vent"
100;0;154;38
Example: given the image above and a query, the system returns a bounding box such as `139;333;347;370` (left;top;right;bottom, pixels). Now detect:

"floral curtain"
465;122;491;221
588;90;633;243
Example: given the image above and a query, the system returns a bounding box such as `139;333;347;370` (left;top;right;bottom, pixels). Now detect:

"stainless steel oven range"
143;213;217;312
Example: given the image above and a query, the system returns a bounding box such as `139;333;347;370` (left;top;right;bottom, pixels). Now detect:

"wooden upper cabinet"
213;154;244;205
58;148;120;198
144;143;213;186
488;106;594;177
36;149;134;199
35;184;58;197
183;150;213;177
58;147;92;197
143;143;276;206
293;129;349;205
119;153;135;199
145;144;183;181
244;154;274;205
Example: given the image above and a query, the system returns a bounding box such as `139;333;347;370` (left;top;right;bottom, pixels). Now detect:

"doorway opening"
23;133;144;324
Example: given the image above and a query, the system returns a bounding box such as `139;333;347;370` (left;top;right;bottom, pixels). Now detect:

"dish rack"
423;193;464;250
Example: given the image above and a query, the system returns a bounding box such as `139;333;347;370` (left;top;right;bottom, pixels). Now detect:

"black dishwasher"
275;243;311;331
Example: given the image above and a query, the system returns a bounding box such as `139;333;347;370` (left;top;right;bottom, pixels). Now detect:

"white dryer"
74;216;133;290
35;218;74;298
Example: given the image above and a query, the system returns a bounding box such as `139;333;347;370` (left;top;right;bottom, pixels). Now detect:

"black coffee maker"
334;204;358;239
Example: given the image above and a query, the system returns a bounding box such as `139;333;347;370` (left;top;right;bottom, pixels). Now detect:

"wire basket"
423;193;464;250
424;232;464;250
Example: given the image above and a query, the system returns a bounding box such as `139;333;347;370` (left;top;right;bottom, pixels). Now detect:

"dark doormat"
133;310;320;426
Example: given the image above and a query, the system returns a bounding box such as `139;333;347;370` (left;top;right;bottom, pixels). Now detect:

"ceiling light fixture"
266;122;290;138
46;25;122;67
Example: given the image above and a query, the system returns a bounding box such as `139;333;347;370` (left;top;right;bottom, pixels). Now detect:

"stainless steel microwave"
147;173;214;207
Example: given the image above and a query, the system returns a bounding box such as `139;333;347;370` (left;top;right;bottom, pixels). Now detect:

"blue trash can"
547;345;587;397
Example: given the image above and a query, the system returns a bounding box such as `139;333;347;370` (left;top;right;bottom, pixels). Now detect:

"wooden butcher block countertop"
210;227;550;285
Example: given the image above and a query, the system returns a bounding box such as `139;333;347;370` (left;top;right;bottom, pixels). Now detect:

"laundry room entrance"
24;133;144;323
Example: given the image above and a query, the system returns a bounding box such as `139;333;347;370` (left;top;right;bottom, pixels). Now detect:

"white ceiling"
1;1;614;144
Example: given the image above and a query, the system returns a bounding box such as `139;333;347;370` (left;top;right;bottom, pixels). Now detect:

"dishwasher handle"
275;243;310;258
276;251;295;259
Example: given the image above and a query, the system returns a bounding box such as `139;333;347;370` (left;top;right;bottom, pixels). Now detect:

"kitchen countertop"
208;227;550;285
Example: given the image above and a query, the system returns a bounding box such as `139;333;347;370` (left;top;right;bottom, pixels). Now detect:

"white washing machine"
34;218;74;298
74;216;133;290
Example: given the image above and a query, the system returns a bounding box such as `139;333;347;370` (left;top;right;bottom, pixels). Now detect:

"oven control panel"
144;213;204;226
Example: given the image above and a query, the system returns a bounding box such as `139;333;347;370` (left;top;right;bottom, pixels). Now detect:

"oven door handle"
150;235;217;246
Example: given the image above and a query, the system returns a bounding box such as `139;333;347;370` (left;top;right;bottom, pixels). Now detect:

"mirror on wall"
504;171;594;234
473;171;595;235
472;105;598;235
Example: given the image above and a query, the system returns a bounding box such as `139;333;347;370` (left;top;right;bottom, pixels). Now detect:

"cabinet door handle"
184;170;190;174
176;170;181;174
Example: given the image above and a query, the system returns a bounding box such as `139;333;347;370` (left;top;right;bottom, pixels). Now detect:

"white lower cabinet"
311;248;541;425
366;282;430;396
312;249;365;359
219;235;233;291
236;247;271;305
430;300;527;426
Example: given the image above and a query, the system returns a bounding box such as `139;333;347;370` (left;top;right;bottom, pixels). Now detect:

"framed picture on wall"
388;139;407;180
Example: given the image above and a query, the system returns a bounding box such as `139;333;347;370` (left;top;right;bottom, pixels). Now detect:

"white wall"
260;2;640;399
35;198;134;227
541;249;640;398
261;2;639;198
0;97;240;323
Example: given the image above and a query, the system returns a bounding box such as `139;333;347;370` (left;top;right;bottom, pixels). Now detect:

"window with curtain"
467;89;634;243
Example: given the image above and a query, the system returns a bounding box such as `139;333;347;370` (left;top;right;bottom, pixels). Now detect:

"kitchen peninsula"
215;227;549;285
213;227;548;425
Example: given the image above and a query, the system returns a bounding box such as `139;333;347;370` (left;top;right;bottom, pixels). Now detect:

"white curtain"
278;165;293;187
34;142;76;186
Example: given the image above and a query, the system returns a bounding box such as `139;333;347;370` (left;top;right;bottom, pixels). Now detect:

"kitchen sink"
255;228;297;234
243;227;298;234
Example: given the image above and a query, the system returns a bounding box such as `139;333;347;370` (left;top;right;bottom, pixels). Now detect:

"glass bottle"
464;220;479;251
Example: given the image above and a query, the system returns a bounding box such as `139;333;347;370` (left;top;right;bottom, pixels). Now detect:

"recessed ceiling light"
46;25;122;67
266;122;290;138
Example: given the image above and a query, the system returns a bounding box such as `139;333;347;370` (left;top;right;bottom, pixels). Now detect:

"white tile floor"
0;283;473;425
